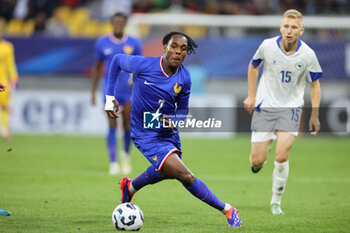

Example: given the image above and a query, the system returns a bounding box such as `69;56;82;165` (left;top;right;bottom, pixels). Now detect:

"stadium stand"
0;1;349;38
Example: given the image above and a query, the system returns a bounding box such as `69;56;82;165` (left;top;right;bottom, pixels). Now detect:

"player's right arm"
91;60;103;106
105;54;145;118
91;38;105;106
243;63;259;115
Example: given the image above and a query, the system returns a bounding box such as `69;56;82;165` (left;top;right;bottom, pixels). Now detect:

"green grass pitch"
0;134;349;233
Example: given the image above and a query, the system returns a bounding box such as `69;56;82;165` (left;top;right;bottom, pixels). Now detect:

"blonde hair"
283;9;303;20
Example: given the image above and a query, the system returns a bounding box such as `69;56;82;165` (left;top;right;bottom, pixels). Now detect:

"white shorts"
251;107;302;142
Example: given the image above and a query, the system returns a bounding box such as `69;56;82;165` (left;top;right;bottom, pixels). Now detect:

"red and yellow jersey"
0;39;18;87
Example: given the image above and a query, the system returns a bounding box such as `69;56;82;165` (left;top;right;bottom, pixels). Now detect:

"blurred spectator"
24;0;59;35
88;0;133;21
278;0;305;14
0;0;16;21
167;0;185;13
316;0;342;14
220;0;243;15
13;0;29;19
203;0;220;14
245;0;259;15
45;9;69;37
60;0;82;8
304;0;317;14
33;11;46;34
152;0;171;10
1;0;350;40
183;0;201;13
101;0;133;18
133;0;152;13
26;0;59;19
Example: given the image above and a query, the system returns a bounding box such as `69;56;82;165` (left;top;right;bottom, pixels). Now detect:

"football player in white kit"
243;9;322;215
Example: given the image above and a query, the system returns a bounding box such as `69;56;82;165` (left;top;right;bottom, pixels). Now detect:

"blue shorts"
132;134;182;171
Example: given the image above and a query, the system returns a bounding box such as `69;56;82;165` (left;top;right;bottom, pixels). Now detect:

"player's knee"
250;153;266;167
275;151;288;163
178;172;195;186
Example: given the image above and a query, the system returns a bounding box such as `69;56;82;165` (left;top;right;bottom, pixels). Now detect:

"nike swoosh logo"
103;48;113;55
144;80;154;85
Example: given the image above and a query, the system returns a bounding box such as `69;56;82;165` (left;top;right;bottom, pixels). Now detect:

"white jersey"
252;36;322;108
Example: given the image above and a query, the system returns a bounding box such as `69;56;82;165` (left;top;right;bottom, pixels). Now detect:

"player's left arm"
308;51;323;136
309;79;321;136
134;39;143;56
7;43;19;88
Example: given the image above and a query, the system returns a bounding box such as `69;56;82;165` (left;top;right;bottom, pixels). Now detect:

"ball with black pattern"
112;203;144;231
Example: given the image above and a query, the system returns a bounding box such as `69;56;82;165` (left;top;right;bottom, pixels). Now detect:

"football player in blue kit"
105;31;242;227
91;12;142;175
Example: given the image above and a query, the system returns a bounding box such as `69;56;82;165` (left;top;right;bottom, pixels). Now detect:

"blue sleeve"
309;72;323;82
251;58;262;66
106;54;145;96
134;39;143;56
94;39;103;61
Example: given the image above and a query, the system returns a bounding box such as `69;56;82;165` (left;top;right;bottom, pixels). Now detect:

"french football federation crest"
173;82;182;96
123;45;134;55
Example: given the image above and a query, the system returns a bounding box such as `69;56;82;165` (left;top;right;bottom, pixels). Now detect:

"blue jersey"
94;34;142;101
107;55;191;139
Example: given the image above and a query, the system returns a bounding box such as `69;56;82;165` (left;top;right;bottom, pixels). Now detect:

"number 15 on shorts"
291;108;301;123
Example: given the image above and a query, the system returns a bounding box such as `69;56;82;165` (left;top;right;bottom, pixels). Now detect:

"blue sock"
107;127;117;162
123;130;131;154
132;166;163;191
185;178;226;211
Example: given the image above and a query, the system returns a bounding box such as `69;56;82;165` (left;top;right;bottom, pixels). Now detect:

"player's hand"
105;95;119;119
243;96;255;115
309;115;320;136
161;116;175;130
0;82;6;92
91;94;96;106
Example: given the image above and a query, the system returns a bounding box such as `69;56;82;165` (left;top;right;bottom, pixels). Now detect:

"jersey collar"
109;34;128;45
159;56;179;78
276;36;301;56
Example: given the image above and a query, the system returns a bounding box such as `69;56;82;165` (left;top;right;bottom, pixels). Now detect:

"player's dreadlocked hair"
162;31;198;55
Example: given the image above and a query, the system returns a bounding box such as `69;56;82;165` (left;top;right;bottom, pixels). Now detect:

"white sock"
129;182;136;194
271;160;289;205
221;203;231;214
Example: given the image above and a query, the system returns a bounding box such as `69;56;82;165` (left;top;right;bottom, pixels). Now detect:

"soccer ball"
112;203;144;231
